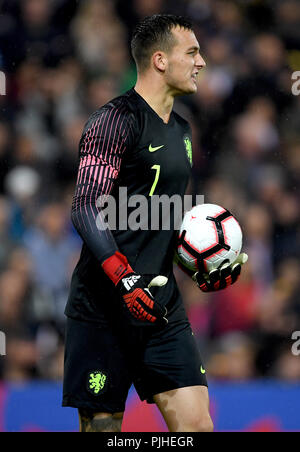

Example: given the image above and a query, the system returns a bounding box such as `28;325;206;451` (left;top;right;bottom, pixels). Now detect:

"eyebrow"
187;46;200;52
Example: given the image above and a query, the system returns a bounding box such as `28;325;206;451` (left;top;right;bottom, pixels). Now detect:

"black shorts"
62;302;207;414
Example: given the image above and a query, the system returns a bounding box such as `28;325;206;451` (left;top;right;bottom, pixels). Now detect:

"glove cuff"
102;251;134;286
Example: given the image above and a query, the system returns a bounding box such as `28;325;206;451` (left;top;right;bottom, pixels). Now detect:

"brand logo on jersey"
183;136;193;166
87;371;107;395
200;366;206;374
149;144;164;153
122;274;141;290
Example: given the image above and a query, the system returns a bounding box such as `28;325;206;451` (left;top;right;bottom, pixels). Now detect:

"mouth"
191;72;198;83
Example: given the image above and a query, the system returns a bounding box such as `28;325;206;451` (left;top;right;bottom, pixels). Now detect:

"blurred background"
0;0;299;432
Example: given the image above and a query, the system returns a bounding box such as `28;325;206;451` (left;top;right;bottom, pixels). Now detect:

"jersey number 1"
149;164;160;197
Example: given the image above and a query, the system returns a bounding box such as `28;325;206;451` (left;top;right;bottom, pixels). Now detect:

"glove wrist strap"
102;251;134;286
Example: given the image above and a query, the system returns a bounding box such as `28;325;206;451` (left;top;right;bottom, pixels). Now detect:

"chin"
189;85;198;94
184;80;198;94
172;82;197;97
184;85;197;95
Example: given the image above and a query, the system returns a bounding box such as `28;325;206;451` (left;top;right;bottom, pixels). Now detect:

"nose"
196;54;206;69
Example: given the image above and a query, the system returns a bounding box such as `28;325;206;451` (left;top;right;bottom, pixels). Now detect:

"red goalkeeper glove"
192;253;248;292
175;252;248;292
102;251;168;325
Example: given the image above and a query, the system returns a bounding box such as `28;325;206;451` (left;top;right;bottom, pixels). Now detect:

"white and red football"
177;203;243;273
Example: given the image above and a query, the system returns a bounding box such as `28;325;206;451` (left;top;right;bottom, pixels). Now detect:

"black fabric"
65;88;192;322
63;300;207;412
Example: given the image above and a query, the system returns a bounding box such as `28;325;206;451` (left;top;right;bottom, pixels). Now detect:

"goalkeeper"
62;14;247;432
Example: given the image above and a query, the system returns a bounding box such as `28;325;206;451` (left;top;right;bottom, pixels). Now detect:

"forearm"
71;198;118;264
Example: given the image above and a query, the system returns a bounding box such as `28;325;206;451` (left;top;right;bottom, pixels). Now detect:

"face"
163;27;206;95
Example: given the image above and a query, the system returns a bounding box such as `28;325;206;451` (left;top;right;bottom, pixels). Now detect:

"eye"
188;49;199;56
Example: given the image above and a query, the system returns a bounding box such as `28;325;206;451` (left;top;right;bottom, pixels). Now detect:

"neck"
134;74;174;124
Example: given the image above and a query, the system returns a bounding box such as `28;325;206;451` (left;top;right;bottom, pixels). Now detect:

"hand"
102;251;168;324
119;274;168;324
193;253;248;293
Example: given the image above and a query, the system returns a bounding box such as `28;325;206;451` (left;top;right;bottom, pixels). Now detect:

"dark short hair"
131;14;193;72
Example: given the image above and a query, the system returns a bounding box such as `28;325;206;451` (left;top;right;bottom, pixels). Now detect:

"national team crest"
183;135;193;166
87;370;107;395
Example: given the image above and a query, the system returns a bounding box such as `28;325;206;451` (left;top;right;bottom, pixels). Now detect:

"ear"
152;51;167;72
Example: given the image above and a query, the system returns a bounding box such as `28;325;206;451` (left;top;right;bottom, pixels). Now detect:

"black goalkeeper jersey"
65;88;192;323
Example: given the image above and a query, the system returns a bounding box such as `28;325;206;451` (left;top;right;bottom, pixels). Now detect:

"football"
177;203;243;273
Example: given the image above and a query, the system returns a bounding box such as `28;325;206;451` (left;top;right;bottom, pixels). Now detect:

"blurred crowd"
0;0;299;384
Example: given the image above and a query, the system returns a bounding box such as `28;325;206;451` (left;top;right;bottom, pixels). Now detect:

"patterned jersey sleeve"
71;104;135;263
